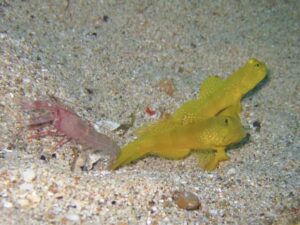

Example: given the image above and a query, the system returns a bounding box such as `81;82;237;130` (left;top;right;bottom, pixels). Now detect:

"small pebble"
21;169;36;182
226;168;236;176
64;213;80;222
103;15;109;22
2;200;13;208
252;120;261;132
40;155;46;161
27;192;41;203
19;183;34;191
17;198;30;208
173;190;201;210
94;120;120;131
158;79;175;96
209;209;219;216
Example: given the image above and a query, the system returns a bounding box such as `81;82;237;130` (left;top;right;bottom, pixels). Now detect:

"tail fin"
110;140;149;170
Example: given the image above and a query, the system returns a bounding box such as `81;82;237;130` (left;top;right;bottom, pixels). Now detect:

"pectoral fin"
196;149;216;170
197;148;229;171
135;117;174;136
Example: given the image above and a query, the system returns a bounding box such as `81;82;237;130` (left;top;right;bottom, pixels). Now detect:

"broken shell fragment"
173;190;201;210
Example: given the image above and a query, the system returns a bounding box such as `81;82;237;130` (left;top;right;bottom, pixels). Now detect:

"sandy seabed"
0;1;299;224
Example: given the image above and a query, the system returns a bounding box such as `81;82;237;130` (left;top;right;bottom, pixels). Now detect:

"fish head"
212;115;246;147
239;58;267;94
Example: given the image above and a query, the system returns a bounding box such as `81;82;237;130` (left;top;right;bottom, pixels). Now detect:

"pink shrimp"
21;97;120;168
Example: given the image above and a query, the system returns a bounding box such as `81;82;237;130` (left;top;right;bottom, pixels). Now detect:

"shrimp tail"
110;139;149;170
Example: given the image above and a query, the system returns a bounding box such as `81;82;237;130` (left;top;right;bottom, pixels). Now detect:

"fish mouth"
223;128;246;145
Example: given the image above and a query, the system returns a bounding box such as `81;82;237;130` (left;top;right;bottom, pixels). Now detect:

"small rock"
209;209;218;216
17;198;30;208
21;169;36;182
48;182;59;194
252;120;261;132
173;190;201;210
64;213;80;222
158;79;175;96
226;168;236;176
94;120;120;131
19;183;34;191
27;192;41;203
84;152;102;171
71;152;87;172
2;200;13;208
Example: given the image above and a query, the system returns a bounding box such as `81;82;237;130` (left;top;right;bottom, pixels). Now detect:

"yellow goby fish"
139;58;267;134
174;58;267;122
111;115;246;170
112;58;267;170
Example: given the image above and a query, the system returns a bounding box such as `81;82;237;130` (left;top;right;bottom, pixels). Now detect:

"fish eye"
255;63;260;67
224;118;229;125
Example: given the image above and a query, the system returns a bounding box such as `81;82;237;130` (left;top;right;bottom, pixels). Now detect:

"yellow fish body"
174;58;267;122
112;58;267;170
111;115;246;170
138;58;267;134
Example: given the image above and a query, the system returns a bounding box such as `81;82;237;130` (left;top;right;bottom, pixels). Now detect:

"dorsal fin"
134;117;174;136
172;76;225;122
198;76;224;102
172;99;200;121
